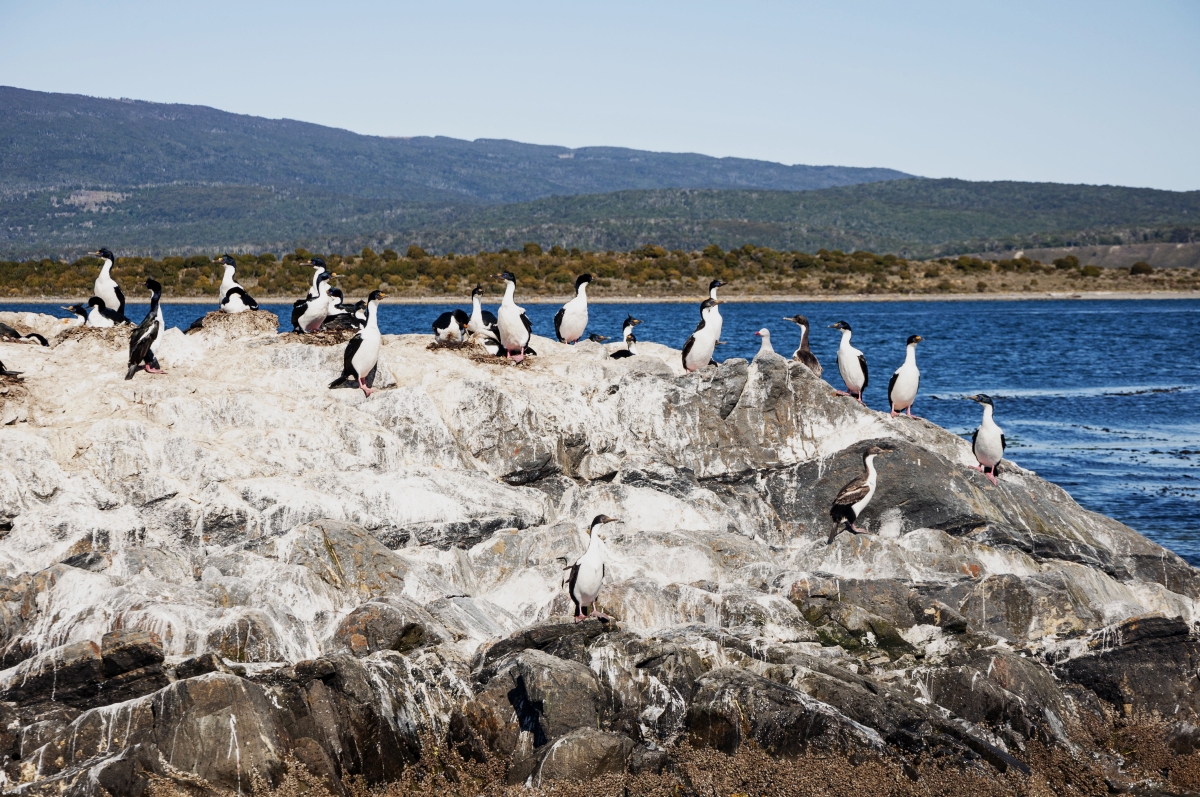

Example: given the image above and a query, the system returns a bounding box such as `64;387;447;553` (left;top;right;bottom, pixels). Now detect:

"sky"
2;1;1198;191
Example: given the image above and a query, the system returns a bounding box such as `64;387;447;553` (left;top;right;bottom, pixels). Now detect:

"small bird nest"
465;351;535;367
426;340;472;351
277;329;357;346
57;326;128;348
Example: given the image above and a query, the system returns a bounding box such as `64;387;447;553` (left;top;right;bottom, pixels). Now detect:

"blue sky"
3;1;1197;190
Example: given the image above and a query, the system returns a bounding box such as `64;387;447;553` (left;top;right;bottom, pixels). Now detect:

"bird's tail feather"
125;364;139;380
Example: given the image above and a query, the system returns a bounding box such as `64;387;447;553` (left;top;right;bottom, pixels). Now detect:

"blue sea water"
5;298;1199;564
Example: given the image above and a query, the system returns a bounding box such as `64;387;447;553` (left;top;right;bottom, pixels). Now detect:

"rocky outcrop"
0;316;1198;794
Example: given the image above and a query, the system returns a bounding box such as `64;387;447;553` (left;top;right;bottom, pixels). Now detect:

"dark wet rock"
0;640;103;707
281;520;407;599
325;597;447;657
827;602;915;658
587;631;704;742
834;578;916;629
1055;615;1200;717
203;608;286;662
174;651;229;680
1167;722;1200;755
960;574;1034;641
473;619;614;679
508;727;634;786
101;629;164;676
686;667;883;757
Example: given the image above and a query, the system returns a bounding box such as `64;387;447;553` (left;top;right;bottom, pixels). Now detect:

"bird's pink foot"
144;366;165;375
833;390;850;397
573;614;586;623
849;523;864;534
890;408;899;418
987;473;999;486
359;379;374;397
510;353;524;363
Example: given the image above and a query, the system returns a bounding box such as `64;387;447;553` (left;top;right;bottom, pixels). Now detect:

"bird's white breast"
838;343;865;389
890;362;920;407
975;419;1005;467
572;545;605;604
497;303;528;349
558;295;589;342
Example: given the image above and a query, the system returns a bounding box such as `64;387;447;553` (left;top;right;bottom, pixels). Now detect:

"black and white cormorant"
563;514;620;622
782;315;822;377
323;299;366;330
305;259;328;299
213;255;258;313
619;314;641;340
432;309;471;344
753;328;774;359
682;298;722;373
330;290;386;397
588;333;609;343
0;323;48;347
467;285;499;341
887;335;923;418
554;274;592;344
495;272;536;362
828;445;890;543
89;248;129;323
126;279;165;380
62;304;88;328
968;394;1006;486
706;279;726;345
291;271;335;333
610;332;637;359
85;297;124;328
830;320;868;404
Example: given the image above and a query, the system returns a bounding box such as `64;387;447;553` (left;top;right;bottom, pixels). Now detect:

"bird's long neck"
799;325;810;352
863;453;877;479
99;260;113;279
472;294;482;316
709;285;719;301
840;329;853;347
584;528;605;556
223;266;235;285
981;403;994;424
904;344;917;367
365;300;380;332
149;291;161;315
759;333;772;353
502;281;516;305
576;282;588;300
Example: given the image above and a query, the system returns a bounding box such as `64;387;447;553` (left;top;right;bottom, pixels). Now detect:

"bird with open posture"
431;309;470;344
968;394;1006;486
887;335;923;418
829;445;890;543
126;279;165;380
783;315;822;377
213;255;259;313
682;299;722;372
554;274;592;343
563;514;620;622
830;320;868;403
330;290;386;397
89;248;129;324
495;272;536;362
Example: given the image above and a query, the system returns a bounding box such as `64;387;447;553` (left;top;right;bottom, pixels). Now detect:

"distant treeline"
2;243;1190;300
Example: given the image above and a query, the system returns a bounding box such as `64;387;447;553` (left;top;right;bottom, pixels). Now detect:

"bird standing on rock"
126;279;165;380
554;274;592;343
292;271;335;333
305;259;328;299
887;335;923;418
330;290;386;397
467;285;499;342
829;445;890;543
682;298;722;372
968;394;1006;486
753;328;775;358
84;297;123;328
495;272;536;362
564;514;620;622
89;248;129;324
213;255;258;313
783;315;822;377
830;320;868;403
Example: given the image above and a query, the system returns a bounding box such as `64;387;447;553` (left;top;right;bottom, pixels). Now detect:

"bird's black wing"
553;307;566;342
887;370;899;406
125;315;159;379
971;427;980;451
291;299;307;332
0;323;17;339
482;310;498;326
800;351;822;377
113;284;126;313
1000;434;1007;454
858;354;869;391
521;312;533;339
563;562;582;615
26;333;49;347
833;476;871;508
610;350;634;359
681;334;696;370
432;311;452;336
330;334;365;388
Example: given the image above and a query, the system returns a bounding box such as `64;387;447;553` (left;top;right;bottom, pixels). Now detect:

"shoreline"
1;290;1197;305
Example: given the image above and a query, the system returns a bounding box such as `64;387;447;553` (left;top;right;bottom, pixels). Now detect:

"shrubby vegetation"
2;244;1195;300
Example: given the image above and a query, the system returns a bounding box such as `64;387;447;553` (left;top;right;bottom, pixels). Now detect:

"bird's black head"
497;271;517;283
575;273;593;290
623;314;642;328
309;257;326;269
700;297;720;312
969;394;994;406
589;514;619;532
329;288;345;300
367;290;386;302
145;278;161;293
709;279;726;291
829;320;852;331
783;314;809;327
63;304;86;316
452;309;470;324
213;254;236;267
906;334;923;346
588;333;609;342
865;445;891;457
315;271;332;286
472;284;484;298
87;297;105;308
90;248;116;262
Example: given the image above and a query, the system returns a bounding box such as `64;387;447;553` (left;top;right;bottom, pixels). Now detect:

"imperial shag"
495;272;536;362
968;394;1006;486
330;291;386;397
213;255;258;313
432;309;471;344
887;335;923;418
830;320;868;403
468;285;499;341
783;315;822;377
554;274;592;343
681;299;722;372
62;305;88;328
126;279;165;380
85;297;123;328
291;271;335;333
89;248;129;324
828;445;891;543
563;514;620;622
0;323;48;347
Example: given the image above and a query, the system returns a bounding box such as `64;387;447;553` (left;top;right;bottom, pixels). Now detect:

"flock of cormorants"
0;252;1009;622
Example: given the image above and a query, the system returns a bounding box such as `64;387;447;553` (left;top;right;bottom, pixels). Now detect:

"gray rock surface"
0;316;1197;793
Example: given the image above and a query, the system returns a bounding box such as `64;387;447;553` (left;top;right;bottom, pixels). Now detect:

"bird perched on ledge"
968;394;1006;486
564;514;620;622
888;335;923;418
213;255;259;313
829;445;890;544
330;290;386;397
126;279;165;380
783;314;822;377
554;274;592;343
89;248;130;324
682;298;722;372
830;320;868;403
496;272;536;362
